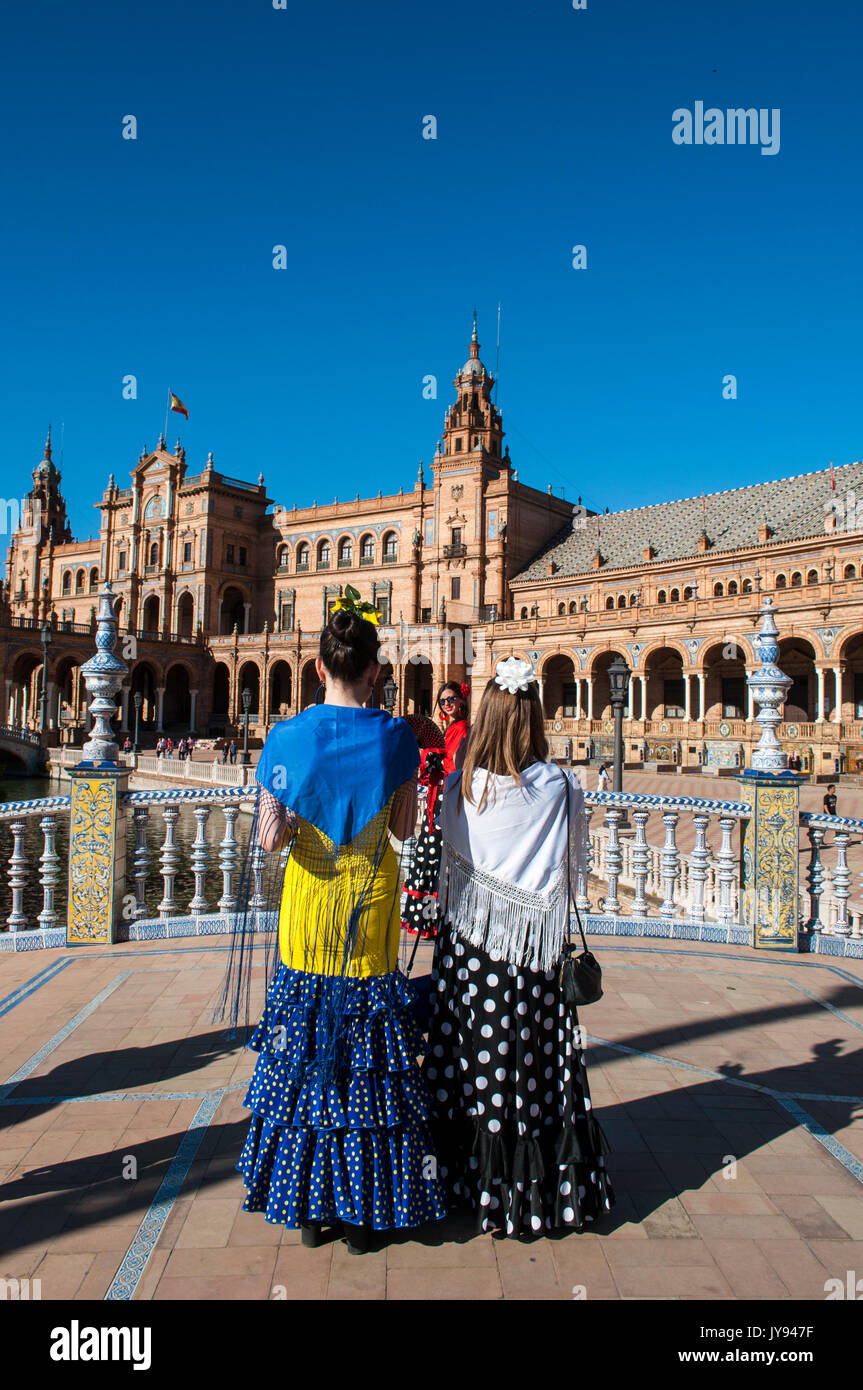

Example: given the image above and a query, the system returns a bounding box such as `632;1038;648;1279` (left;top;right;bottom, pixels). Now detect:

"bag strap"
559;767;590;956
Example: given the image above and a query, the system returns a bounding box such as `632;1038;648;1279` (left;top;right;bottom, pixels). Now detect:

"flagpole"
164;393;171;448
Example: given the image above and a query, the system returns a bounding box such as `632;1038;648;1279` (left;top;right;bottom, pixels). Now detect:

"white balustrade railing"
2;786;863;947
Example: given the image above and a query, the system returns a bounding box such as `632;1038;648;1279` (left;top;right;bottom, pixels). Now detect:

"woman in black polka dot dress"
424;658;615;1238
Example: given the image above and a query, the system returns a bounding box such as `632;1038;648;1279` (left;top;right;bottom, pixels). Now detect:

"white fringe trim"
440;843;569;973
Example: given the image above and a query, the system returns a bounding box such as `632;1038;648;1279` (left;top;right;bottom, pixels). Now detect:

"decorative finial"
257;472;264;486
175;438;182;455
45;424;53;458
417;459;424;487
108;473;115;490
472;309;477;342
205;451;214;469
79;584;128;766
747;597;793;773
158;432;166;450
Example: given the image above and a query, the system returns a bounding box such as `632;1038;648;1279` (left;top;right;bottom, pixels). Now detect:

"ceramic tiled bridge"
1;933;861;1301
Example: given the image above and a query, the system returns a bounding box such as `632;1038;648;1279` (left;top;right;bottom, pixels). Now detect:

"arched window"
297;542;310;571
317;539;331;568
657;590;667;605
683;586;694;600
727;580;738;596
558;602;566;615
844;563;856;579
617;595;627;609
148;542;159;567
791;571;802;587
520;607;528;619
569;601;578;614
383;531;398;562
62;570;71;595
629;593;638;606
75;569;85;594
742;578;753;594
807;569;819;585
670;588;680;603
775;574;787;589
360;534;374;564
714;582;723;597
144;494;164;521
338;537;353;567
89;567;99;592
277;545;289;568
606;596;615;610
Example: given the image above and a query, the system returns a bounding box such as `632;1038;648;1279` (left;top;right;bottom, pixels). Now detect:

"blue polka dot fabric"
237;964;449;1231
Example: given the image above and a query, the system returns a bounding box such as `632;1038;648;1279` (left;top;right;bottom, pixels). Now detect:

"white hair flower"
494;656;537;695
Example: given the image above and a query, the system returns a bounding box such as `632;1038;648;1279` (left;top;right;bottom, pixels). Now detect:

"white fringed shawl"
438;761;588;972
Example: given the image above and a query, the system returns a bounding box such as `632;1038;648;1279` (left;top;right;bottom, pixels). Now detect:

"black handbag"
558;769;603;1006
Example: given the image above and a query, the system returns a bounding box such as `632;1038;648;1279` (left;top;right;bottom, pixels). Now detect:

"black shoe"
342;1222;372;1255
301;1222;323;1248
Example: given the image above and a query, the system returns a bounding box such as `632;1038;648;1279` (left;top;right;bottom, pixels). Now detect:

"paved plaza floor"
1;934;862;1301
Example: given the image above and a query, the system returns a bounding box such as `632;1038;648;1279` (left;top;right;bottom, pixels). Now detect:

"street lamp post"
608;654;631;828
383;674;397;713
39;621;51;735
241;686;252;765
133;690;143;754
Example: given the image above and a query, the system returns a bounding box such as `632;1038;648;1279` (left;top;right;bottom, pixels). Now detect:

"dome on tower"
460;356;486;378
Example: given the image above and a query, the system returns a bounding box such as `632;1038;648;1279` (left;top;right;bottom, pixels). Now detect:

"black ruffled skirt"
423;927;615;1237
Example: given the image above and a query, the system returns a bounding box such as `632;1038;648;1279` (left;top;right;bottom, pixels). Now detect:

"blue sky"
2;0;861;542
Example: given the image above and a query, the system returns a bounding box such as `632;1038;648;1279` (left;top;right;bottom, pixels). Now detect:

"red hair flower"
460;682;470;701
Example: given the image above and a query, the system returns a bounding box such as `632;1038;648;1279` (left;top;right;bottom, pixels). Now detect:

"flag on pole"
170;392;189;420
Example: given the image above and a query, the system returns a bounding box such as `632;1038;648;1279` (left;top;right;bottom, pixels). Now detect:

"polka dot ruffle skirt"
237;965;449;1232
423;931;615;1237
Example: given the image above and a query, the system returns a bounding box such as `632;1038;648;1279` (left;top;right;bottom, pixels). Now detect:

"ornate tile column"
66;583;129;947
738;597;803;950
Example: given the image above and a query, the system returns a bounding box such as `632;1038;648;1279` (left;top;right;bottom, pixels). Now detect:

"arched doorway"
164;664;191;728
541;654;578;719
403;657;433;716
238;661;260;717
300;660;319;710
54;654;86;733
130;663;158;731
10;651;45;729
839;633;863;721
373;661;394;710
220;586;247;635
176;592;194;638
269;661;292;720
141;595;160;638
591;649;631;721
778;638;816;721
643;647;686;721
212;663;230;717
701;640;747;720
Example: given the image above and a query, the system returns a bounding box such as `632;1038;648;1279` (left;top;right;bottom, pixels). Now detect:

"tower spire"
472;308;478;343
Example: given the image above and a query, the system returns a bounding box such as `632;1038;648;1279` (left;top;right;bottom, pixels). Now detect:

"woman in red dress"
401;681;470;938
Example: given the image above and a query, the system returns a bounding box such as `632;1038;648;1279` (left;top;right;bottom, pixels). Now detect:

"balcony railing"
443;544;466;559
383;552;398;564
296;562;309;572
360;555;374;566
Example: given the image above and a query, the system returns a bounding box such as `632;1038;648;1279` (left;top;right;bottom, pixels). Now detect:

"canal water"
0;773;257;935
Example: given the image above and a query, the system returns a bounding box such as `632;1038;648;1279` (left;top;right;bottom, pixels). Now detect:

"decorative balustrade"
3;784;863;951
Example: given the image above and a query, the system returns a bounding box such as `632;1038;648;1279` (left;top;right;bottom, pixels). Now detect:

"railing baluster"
158;806;180;917
603;807;622;917
630;809;649;916
659;808;680;919
575;805;593;912
689;813;710;922
37;814;60;931
189;805;211;915
249;843;267;910
132;807;150;919
218;804;240;912
805;824;826;935
832;830;851;937
716;815;737;925
7;820;28;931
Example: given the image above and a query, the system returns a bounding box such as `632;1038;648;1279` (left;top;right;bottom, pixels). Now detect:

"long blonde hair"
459;678;549;811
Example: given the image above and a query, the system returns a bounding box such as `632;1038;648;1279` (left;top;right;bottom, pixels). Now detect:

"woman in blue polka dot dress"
228;603;448;1254
424;657;615;1238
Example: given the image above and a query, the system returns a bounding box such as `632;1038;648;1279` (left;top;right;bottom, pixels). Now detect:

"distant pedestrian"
166;737;174;757
229;740;237;765
222;743;229;765
122;736;132;754
597;762;610;792
823;784;838;816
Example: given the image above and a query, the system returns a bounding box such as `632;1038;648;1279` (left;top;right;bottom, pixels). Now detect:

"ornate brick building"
4;319;863;774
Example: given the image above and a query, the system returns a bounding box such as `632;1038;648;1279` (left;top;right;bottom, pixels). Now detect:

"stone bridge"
0;724;44;773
